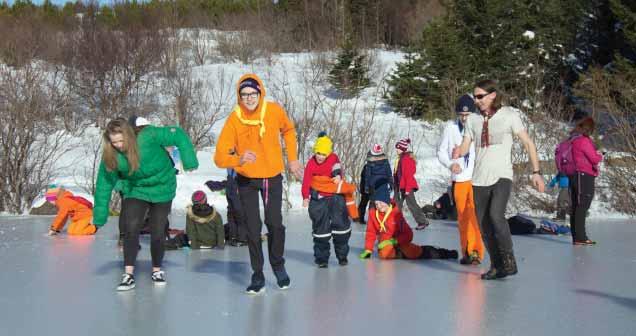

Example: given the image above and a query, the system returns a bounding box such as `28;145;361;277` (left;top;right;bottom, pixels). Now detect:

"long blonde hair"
102;118;140;175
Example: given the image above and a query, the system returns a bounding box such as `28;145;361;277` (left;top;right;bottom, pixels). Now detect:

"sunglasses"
474;91;495;100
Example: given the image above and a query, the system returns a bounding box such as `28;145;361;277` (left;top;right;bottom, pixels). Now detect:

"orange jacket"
214;74;298;178
364;205;413;252
50;191;93;231
310;176;359;220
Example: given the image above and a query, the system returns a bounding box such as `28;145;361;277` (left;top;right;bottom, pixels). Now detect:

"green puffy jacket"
93;125;199;226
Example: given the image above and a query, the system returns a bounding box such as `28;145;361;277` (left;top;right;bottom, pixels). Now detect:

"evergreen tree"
387;0;587;120
328;36;371;98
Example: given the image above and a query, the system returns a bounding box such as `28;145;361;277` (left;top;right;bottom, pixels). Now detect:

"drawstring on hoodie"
234;102;268;138
262;178;270;206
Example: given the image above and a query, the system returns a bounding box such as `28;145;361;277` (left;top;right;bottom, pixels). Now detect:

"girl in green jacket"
93;118;199;291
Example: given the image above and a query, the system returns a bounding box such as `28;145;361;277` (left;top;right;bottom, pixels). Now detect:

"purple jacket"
571;134;603;176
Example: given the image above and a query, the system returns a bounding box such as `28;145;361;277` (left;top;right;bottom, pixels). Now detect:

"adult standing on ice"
214;74;302;294
93;118;199;291
453;79;545;280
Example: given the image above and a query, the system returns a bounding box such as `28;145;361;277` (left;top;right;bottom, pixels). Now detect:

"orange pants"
453;181;484;259
66;216;97;235
378;242;422;259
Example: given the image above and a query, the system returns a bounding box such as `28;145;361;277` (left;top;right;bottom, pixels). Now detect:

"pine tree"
328;36;371;98
387;0;587;120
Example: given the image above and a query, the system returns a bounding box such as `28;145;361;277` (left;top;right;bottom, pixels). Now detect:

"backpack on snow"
554;135;580;175
507;215;537;235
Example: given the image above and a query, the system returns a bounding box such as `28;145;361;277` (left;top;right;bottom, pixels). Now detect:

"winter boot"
501;251;518;276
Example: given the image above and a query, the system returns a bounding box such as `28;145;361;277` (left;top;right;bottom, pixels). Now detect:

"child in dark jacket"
359;143;393;221
186;191;224;249
394;138;430;230
302;132;351;268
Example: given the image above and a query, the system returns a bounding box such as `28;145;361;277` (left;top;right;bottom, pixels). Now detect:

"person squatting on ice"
358;143;393;224
214;74;302;295
453;79;545;280
393;138;430;230
93;118;199;291
302;132;354;268
186;190;225;249
437;94;485;265
567;116;603;246
46;184;97;236
359;183;458;260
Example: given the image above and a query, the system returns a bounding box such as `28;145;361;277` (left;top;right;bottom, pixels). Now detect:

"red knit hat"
395;138;411;152
191;190;207;205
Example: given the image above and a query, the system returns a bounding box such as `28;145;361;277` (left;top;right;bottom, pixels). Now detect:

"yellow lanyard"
375;205;393;232
234;102;267;138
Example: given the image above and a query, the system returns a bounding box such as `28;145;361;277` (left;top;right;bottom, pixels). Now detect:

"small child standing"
394;138;430;230
359;183;457;260
548;172;570;221
302;132;351;268
46;184;97;236
186;190;224;249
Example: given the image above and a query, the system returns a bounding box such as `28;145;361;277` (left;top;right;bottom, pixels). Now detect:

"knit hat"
370;143;384;156
239;78;261;94
45;184;61;203
191;190;207;205
395;138;411;152
455;94;477;114
374;183;391;205
313;131;333;155
128;115;150;127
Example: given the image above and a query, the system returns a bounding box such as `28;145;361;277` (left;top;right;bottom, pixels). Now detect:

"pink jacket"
571;135;603;176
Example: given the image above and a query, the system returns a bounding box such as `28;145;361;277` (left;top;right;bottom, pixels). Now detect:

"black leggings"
121;198;172;268
569;173;595;242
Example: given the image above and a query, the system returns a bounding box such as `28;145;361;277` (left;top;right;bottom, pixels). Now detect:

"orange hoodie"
214;74;298;178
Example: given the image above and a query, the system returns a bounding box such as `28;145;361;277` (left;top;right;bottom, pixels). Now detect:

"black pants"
226;174;247;241
121;198;172;268
396;190;430;226
237;174;286;278
309;194;351;263
473;178;513;266
357;192;370;222
569;173;595;242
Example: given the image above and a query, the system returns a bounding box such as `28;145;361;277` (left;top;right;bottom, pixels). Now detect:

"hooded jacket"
394;152;419;193
93;125;199;226
214;74;298;178
50;190;93;231
186;204;224;249
571;134;603;177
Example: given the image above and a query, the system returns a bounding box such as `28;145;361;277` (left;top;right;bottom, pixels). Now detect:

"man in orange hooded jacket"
214;74;302;295
45;185;97;236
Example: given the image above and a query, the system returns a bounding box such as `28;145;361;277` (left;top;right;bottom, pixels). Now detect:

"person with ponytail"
93;118;199;291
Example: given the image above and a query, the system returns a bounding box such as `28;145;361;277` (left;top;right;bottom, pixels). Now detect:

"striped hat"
45;184;61;203
395;138;411;152
191;190;207;205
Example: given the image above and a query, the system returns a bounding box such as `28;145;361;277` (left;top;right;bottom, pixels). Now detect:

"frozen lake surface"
0;213;634;336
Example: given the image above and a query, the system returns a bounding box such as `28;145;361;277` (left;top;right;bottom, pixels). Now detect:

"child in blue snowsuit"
548;173;570;221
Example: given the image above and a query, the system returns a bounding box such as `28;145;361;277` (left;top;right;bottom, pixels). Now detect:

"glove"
378;238;397;249
359;250;372;259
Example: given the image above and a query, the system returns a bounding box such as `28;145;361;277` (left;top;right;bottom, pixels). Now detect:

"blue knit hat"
374;183;391;204
455;94;477;114
239;78;261;94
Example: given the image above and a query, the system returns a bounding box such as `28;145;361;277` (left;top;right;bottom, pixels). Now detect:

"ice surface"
0;213;634;336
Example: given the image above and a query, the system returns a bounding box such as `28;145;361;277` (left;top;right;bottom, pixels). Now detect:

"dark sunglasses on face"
474;91;495;100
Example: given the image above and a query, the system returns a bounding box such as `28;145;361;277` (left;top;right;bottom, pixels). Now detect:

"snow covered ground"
19;47;627;219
